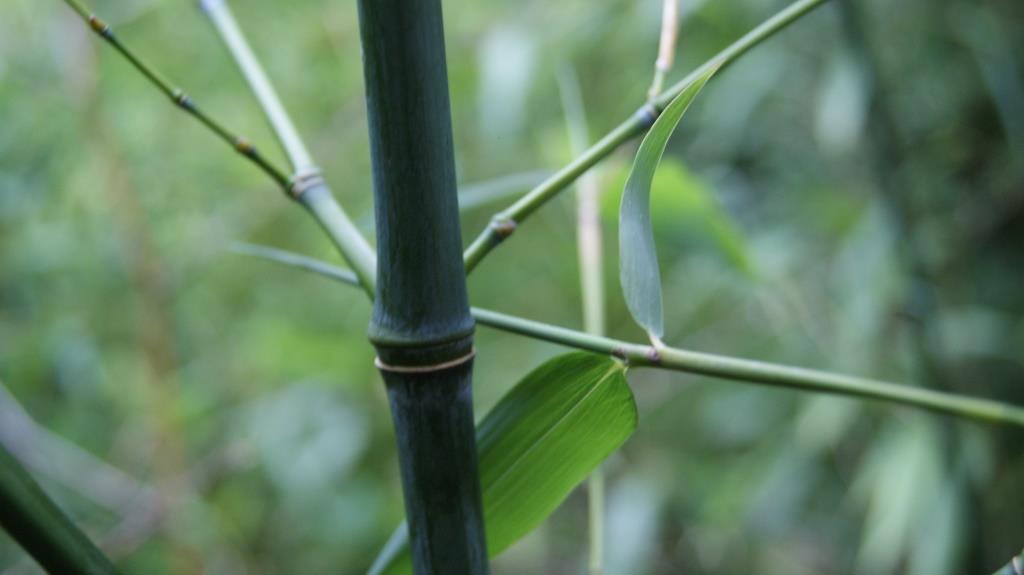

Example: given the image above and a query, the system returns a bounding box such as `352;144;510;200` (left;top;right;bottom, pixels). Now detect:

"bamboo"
199;0;316;175
354;0;488;572
61;0;290;190
0;444;118;574
558;66;607;575
993;549;1023;575
462;0;831;273
647;0;681;101
235;246;1024;429
198;0;377;295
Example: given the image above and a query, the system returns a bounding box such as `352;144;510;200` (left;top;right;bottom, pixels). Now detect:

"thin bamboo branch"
64;0;377;293
195;0;377;293
458;171;555;213
235;246;1024;428
462;0;831;273
647;0;681;101
558;65;607;575
60;0;291;189
198;0;315;175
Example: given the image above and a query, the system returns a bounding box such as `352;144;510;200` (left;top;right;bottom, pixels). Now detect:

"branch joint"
490;217;517;241
87;15;112;38
634;103;661;129
287;169;325;200
170;89;194;111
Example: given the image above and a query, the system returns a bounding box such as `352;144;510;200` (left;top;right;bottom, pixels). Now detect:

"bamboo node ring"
375;348;476;374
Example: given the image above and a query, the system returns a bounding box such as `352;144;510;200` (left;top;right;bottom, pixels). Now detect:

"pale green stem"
198;0;315;174
647;0;680;102
234;246;1024;429
197;0;377;292
60;0;291;189
559;65;606;575
462;0;831;273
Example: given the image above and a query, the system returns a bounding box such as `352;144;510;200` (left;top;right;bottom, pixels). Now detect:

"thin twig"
60;0;291;190
198;0;315;174
232;245;1024;428
195;0;377;293
463;0;831;273
647;0;680;101
558;64;607;575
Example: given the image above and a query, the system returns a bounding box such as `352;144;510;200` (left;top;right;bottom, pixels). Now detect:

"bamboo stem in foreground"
234;246;1024;429
355;0;488;572
0;444;118;574
61;0;290;189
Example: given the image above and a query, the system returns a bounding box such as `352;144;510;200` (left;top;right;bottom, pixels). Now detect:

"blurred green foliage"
1;0;1023;573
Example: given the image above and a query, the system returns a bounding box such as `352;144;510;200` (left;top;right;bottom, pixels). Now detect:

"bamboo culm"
993;550;1024;575
354;0;489;573
0;444;118;574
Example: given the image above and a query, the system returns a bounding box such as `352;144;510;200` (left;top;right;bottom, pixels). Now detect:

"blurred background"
1;0;1023;573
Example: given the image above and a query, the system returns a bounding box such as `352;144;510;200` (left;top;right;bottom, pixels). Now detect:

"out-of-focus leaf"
619;66;718;339
368;352;637;575
602;159;753;275
852;422;943;575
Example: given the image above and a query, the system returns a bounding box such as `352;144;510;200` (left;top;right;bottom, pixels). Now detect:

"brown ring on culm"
374;348;476;374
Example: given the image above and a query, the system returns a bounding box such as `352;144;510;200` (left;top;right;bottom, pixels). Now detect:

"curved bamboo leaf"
603;159;754;276
368;352;638;575
619;66;719;339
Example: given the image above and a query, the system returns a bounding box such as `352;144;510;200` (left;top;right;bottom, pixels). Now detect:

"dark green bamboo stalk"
993;550;1023;575
354;0;488;573
0;444;118;574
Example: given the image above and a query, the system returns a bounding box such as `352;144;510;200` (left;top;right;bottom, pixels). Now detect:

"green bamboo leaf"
602;159;754;276
619;66;719;339
369;352;638;575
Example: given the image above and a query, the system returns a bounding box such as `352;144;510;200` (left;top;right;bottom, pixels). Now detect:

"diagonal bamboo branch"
233;244;1024;429
0;444;118;574
462;0;831;272
61;0;291;189
198;0;315;175
196;0;378;295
